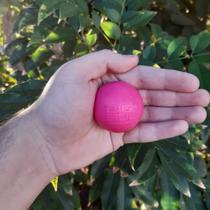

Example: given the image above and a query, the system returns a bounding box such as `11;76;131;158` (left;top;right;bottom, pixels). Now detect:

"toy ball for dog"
94;81;144;132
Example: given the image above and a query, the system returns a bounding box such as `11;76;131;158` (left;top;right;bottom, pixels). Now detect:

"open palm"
30;50;209;176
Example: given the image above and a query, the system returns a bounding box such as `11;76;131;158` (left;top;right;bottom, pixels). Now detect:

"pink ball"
94;81;144;132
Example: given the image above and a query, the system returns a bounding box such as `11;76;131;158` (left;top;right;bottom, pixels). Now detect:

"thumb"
63;49;139;79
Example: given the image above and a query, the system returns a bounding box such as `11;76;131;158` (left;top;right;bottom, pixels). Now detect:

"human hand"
27;50;210;176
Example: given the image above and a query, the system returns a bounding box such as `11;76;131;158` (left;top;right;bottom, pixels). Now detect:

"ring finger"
140;89;210;107
141;106;207;124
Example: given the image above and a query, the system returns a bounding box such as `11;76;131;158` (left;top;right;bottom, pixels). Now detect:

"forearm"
0;111;54;210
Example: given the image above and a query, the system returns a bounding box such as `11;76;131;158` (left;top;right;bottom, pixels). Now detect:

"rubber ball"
94;81;144;132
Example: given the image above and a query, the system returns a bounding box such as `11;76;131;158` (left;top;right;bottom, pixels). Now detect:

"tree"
0;0;210;209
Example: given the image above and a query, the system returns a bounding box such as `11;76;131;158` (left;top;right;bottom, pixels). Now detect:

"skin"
0;50;209;210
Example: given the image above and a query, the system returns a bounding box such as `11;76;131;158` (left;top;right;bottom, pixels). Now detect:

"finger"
140;89;210;107
141;106;207;124
63;49;139;79
118;65;200;92
123;120;189;143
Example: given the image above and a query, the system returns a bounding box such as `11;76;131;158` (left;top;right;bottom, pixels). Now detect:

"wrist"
19;108;58;179
0;109;56;209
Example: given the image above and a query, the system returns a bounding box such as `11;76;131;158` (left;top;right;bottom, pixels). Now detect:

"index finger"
117;65;200;92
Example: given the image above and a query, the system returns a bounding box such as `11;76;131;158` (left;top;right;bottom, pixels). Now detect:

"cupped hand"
29;50;210;176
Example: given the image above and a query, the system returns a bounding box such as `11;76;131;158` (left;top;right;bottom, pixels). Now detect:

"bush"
0;0;210;209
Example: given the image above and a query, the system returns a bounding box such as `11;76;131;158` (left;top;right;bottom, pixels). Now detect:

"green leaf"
95;0;121;23
163;137;193;152
101;170;119;210
31;200;43;210
57;188;74;210
88;175;105;205
0;80;46;121
200;66;210;91
192;179;206;190
160;171;179;210
194;53;210;69
167;37;187;57
5;38;28;57
100;21;121;40
183;184;206;210
189;60;203;85
5;38;28;65
59;0;88;19
165;59;184;71
31;47;53;64
116;178;132;210
73;170;88;183
204;174;210;191
193;155;207;178
63;39;76;59
127;144;142;170
159;152;191;197
127;0;153;10
132;184;155;206
142;174;157;194
118;35;139;53
123;10;156;29
6;80;46;95
75;43;89;57
156;142;198;181
117;178;126;210
86;30;97;47
104;8;121;23
189;60;210;91
59;1;79;19
115;146;133;173
42;60;64;80
91;155;111;178
151;23;162;38
69;13;91;32
38;0;63;24
72;185;81;209
76;0;89;13
30;16;58;44
46;26;76;43
137;159;157;183
143;45;156;61
59;175;73;195
92;11;101;29
205;192;210;209
190;31;210;54
130;148;156;180
0;94;33;112
13;7;38;32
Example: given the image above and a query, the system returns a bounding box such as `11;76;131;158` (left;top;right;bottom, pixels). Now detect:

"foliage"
0;0;210;209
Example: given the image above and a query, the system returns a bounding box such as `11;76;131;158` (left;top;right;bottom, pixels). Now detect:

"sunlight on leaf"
51;176;59;192
100;21;121;40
